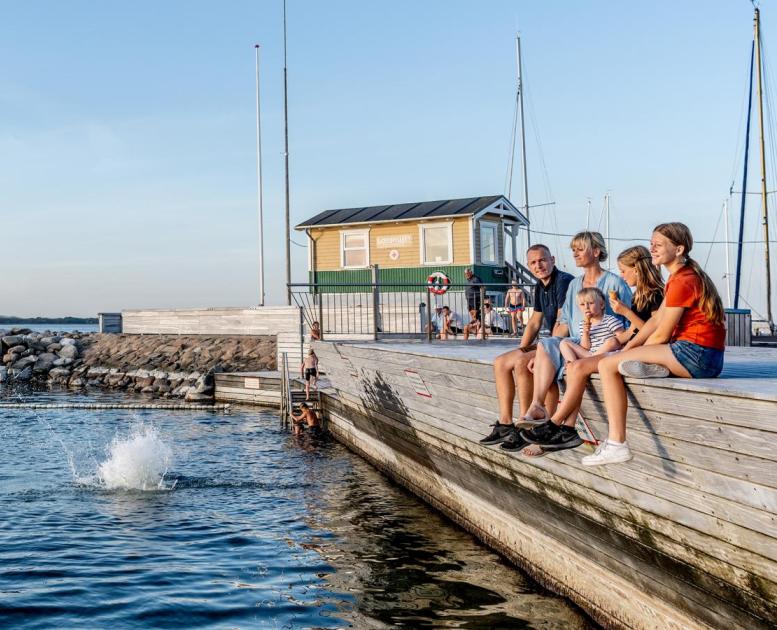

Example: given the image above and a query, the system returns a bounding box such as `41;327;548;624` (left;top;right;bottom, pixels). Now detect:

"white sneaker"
618;360;670;379
582;440;633;466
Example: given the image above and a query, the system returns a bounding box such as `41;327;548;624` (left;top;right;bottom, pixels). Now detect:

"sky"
2;1;776;319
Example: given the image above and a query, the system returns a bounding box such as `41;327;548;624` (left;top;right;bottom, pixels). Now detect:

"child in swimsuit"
301;349;319;400
505;281;526;336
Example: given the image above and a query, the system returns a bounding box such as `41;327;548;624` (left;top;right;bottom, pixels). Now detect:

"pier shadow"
356;371;444;480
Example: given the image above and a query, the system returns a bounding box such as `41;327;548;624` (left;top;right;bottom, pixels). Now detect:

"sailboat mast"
516;35;530;244
754;8;774;331
724;200;732;308
734;39;755;310
605;193;611;270
282;0;292;305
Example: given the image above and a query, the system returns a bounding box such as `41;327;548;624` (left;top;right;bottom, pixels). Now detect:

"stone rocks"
14;366;32;382
12;356;36;371
0;331;275;402
33;353;58;373
58;344;79;360
1;335;26;347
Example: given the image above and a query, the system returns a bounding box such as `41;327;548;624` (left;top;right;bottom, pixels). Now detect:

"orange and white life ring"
427;271;450;295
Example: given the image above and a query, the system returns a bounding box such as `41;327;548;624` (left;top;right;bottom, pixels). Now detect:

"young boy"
505;281;526;336
559;287;623;363
300;349;319;400
290;402;322;436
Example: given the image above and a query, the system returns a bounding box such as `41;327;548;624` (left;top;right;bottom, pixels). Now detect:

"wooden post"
480;285;487;341
427;289;433;342
371;264;380;340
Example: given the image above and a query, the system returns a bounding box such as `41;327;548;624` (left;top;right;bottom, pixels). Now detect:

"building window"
341;230;369;268
420;223;452;265
480;221;498;264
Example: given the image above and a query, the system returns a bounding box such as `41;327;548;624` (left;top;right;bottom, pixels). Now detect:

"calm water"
0;323;99;334
0;388;593;629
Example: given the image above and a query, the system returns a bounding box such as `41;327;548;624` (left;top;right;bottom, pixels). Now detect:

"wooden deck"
313;340;777;630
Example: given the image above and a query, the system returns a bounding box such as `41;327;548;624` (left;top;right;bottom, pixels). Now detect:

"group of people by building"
480;223;726;466
427;269;527;340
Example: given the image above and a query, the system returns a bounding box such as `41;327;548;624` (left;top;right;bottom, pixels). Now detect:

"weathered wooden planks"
315;340;777;629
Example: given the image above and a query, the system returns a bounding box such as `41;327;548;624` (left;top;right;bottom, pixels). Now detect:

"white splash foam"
97;424;173;491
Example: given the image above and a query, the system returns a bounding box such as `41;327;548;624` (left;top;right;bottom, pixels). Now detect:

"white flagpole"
254;44;265;306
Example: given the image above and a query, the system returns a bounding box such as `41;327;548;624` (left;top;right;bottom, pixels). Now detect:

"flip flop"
520;444;549;458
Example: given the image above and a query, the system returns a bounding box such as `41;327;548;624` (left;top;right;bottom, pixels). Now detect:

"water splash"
95;424;174;491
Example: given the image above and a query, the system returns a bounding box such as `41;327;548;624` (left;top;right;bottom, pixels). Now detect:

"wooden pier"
313;340;777;630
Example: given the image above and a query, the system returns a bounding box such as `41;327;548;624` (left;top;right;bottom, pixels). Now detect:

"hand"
609;295;627;316
582;319;592;332
527;357;535;374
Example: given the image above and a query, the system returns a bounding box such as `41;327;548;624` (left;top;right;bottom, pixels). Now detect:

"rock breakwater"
0;329;276;402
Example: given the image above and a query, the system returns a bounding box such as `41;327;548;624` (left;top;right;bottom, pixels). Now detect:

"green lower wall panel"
308;265;510;293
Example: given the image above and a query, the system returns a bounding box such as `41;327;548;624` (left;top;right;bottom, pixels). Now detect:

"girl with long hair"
515;245;664;455
582;222;725;466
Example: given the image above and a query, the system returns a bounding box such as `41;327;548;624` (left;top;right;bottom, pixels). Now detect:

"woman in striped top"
559;288;624;362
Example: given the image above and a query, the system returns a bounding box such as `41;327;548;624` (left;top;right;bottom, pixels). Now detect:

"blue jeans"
670;340;724;379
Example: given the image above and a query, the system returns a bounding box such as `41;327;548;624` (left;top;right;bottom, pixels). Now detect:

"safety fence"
289;282;535;340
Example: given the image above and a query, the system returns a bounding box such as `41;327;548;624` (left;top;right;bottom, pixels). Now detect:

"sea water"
0;388;594;628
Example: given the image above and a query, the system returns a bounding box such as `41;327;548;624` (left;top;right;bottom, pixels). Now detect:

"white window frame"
418;221;454;266
479;220;499;265
340;228;370;269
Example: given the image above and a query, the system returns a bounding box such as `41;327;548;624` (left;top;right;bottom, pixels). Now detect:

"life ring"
427;271;450;295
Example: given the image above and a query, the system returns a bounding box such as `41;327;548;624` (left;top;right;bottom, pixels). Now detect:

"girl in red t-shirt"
583;222;725;466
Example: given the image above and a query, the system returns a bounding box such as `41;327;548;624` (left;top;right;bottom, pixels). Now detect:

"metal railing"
289;282;534;340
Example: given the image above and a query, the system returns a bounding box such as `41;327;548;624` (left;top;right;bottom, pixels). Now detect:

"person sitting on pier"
505;281;526;336
463;308;487;340
479;243;573;445
440;306;463;339
301;349;319;400
481;234;631;448
291;402;322;437
483;301;508;335
426;305;445;336
520;245;664;456
581;222;725;466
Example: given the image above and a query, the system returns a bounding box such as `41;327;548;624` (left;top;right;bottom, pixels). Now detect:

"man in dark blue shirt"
464;268;483;313
479;244;573;447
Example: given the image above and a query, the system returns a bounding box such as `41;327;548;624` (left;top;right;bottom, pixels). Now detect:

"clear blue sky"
2;1;773;318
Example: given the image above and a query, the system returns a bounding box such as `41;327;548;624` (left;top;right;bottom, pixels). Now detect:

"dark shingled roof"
296;195;525;229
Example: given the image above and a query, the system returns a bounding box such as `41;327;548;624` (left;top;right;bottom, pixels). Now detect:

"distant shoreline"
0;317;98;325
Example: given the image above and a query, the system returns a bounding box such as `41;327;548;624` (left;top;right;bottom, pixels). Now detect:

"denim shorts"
669;340;724;379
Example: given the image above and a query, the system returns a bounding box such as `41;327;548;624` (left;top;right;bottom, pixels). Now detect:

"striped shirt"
578;314;623;353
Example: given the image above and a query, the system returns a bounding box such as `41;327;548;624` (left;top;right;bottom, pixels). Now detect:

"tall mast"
755;8;774;331
282;0;292;305
516;35;530;244
734;39;755;309
254;45;265;307
724;200;732;308
604;192;611;270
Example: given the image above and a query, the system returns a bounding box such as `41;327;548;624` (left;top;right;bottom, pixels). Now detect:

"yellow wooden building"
295;195;531;290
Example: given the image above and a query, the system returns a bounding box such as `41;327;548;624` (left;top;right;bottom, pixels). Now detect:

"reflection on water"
0;388;593;629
